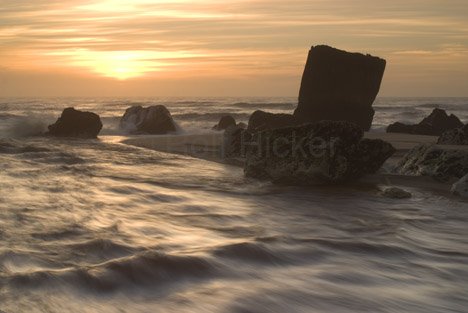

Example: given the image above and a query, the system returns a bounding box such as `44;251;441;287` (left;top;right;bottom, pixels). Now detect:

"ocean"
0;97;467;312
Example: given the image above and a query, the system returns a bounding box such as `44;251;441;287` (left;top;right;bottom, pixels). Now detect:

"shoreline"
119;132;460;194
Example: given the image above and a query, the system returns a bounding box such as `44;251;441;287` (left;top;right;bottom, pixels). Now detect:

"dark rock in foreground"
387;108;463;136
120;105;177;135
47;108;102;138
247;110;297;131
393;144;468;182
244;121;395;185
438;124;468;145
213;115;236;131
294;45;386;131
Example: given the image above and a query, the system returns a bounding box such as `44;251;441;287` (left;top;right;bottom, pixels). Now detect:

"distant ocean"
1;97;467;313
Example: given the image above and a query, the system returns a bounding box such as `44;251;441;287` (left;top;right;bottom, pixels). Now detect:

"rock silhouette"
47;108;102;138
294;45;386;131
247;110;297;131
387;108;463;136
213;115;236;131
120;105;177;135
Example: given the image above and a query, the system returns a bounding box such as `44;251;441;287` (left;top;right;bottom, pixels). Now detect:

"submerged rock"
294;45;386;131
438;124;468;145
213;115;236;131
244;121;395;185
120;105;177;135
47;108;102;138
451;174;468;198
394;144;468;182
381;187;412;199
247;110;297;131
387;108;463;136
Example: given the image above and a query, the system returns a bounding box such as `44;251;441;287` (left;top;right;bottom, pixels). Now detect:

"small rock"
120;105;176;135
47;107;102;138
381;187;412;199
213;115;236;131
247;110;297;131
387;108;463;136
451;174;468;198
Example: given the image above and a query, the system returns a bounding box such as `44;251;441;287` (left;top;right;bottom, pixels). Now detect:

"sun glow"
44;49;206;80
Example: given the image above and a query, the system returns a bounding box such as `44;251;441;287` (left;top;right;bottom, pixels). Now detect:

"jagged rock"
387;108;463;136
120;105;176;135
247;110;297;131
244;121;395;185
47;108;102;138
294;45;386;131
381;187;412;199
438;124;468;145
451;174;468;198
213;115;236;131
393;144;468;182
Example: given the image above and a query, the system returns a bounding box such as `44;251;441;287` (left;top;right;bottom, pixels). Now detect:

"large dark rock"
47;108;102;138
120;105;177;135
247;110;297;131
387;108;463;136
393;144;468;182
294;45;386;131
213;115;236;131
222;125;246;158
244;121;395;185
438;124;468;145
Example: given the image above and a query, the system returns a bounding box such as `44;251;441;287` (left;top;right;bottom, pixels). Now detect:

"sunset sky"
1;0;467;97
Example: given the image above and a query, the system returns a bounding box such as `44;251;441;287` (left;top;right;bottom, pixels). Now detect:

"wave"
213;242;286;264
6;251;217;293
1;115;51;138
173;112;251;122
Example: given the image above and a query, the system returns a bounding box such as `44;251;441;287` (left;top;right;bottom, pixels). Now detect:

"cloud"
0;0;467;95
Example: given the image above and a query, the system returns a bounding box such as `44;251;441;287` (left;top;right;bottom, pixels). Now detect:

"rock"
393;144;468;181
222;125;247;158
451;174;468;198
381;187;412;199
247;110;297;131
120;105;177;135
294;45;386;131
387;108;463;136
47;108;102;138
237;122;247;129
244;121;395;185
213;115;236;131
438;124;468;145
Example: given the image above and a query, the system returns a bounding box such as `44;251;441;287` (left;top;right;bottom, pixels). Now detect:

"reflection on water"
0;135;467;313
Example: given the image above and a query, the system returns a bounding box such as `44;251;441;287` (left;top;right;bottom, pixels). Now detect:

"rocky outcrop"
393;144;468;182
387;108;463;136
438;124;468;145
213;115;236;131
247;110;297;131
451;174;468;198
120;105;177;135
244;121;395;185
294;45;386;131
47;108;102;138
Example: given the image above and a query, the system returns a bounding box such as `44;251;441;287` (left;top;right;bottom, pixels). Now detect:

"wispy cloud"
0;0;467;95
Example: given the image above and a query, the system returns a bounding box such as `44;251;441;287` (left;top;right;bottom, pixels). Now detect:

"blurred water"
0;98;467;312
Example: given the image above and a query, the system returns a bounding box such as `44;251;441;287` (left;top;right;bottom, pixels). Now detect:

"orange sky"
1;0;467;97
